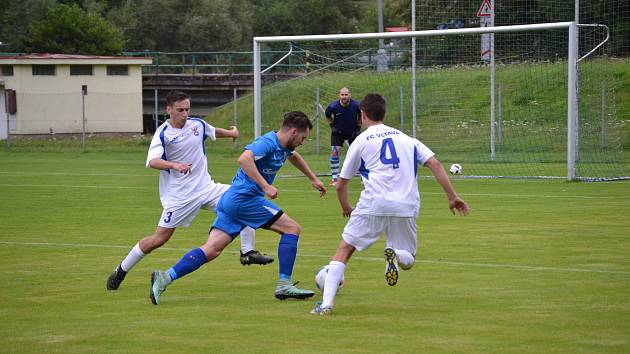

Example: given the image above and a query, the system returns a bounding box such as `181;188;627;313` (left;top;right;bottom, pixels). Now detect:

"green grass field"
0;145;629;353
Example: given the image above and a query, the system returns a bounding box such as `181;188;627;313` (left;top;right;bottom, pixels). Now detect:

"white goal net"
204;19;629;181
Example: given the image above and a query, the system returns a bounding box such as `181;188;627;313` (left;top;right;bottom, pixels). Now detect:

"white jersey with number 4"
339;123;434;217
146;118;217;208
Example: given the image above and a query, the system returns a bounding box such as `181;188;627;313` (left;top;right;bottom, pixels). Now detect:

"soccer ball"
315;265;344;293
449;163;462;175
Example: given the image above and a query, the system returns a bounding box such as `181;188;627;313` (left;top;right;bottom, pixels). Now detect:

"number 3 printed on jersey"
380;138;400;168
163;211;173;223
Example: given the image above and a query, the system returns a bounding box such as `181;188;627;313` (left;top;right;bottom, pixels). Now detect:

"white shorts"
342;213;417;254
158;183;230;228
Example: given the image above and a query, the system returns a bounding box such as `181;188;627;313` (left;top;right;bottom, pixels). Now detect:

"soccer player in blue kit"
150;111;327;305
325;87;361;186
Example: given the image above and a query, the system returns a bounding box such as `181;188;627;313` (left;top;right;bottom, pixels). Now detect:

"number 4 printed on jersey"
380;138;400;168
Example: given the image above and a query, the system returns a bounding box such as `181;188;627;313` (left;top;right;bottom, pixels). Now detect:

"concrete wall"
0;61;147;135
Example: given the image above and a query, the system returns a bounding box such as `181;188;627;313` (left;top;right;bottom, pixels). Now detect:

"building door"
0;87;6;140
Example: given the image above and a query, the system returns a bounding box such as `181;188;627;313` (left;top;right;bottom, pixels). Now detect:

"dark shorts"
331;130;360;147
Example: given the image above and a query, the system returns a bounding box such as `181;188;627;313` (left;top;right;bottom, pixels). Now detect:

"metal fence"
123;47;413;75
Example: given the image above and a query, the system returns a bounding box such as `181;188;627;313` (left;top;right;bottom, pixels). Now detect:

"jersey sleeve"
146;128;165;167
415;139;435;166
339;137;363;179
245;136;275;161
202;120;217;141
325;103;334;118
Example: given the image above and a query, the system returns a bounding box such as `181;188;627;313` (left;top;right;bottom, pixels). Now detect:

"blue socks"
278;234;299;281
165;236;299;284
167;248;208;281
330;156;340;181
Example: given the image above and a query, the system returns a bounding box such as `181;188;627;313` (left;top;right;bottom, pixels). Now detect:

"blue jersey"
229;131;294;196
325;99;361;135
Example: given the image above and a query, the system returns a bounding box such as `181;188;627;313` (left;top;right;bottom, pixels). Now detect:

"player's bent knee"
271;214;302;235
204;248;222;261
141;235;168;253
151;236;170;249
201;229;233;260
280;220;302;235
200;243;223;260
144;227;175;251
287;223;302;235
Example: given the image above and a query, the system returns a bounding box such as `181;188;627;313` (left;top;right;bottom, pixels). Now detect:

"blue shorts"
212;191;283;238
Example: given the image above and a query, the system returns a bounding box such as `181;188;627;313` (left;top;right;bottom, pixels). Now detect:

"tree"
176;0;253;51
356;0;411;33
252;0;361;37
0;0;55;52
107;0;253;52
27;3;124;54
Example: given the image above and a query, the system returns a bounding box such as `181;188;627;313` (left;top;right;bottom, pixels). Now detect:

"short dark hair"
281;111;313;131
166;90;190;107
359;93;386;122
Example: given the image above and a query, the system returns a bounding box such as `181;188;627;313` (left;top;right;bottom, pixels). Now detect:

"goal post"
567;22;578;180
251;22;594;181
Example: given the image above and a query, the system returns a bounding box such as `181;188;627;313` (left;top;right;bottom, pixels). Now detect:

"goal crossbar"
253;21;578;179
253;21;573;43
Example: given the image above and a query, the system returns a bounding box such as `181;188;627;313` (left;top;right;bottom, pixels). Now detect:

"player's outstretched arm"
215;126;238;142
424;157;470;216
237;150;278;199
288;152;326;197
335;178;354;217
148;157;192;174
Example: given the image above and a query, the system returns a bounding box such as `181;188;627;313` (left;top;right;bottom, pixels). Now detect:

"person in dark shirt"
325;87;361;186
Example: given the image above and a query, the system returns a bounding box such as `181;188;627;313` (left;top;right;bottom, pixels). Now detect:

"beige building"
0;54;152;139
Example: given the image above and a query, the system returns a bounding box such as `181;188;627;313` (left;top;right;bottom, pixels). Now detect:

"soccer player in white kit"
107;90;272;291
311;93;470;315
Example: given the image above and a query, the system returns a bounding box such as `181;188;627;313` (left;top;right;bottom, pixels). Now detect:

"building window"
32;65;56;76
107;65;128;76
1;65;13;76
70;65;93;76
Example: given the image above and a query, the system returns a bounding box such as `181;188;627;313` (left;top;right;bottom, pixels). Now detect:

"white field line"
1;240;629;276
0;183;151;189
2;171;629;185
420;192;627;200
279;189;627;200
0;172;154;177
0;171;627;199
0;182;626;200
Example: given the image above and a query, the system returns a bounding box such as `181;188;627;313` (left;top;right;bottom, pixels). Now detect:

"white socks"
321;261;345;309
120;243;146;272
240;227;255;253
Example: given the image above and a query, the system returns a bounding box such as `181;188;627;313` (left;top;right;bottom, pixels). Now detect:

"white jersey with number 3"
146;118;217;208
339;123;434;217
